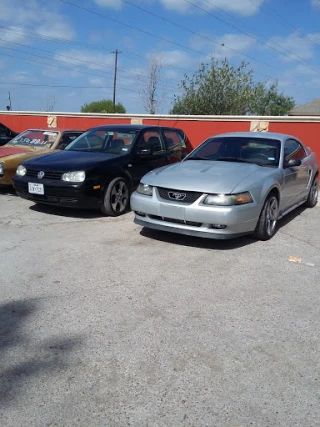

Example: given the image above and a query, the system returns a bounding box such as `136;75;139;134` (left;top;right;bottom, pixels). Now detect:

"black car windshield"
8;130;59;148
187;136;281;166
65;127;139;154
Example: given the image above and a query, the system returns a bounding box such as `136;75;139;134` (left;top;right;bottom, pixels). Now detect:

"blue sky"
0;0;320;114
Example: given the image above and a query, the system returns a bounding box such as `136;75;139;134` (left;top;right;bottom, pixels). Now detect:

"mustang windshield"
9;130;59;148
188;137;281;166
65;127;139;154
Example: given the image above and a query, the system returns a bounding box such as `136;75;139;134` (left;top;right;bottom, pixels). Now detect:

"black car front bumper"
12;176;102;210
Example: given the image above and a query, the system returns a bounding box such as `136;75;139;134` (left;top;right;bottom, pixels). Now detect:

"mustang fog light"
203;192;253;206
135;211;146;217
62;171;85;182
16;165;26;176
210;224;227;229
136;183;153;196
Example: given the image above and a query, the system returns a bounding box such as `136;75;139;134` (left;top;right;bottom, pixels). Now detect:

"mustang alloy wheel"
304;175;318;208
254;194;279;241
100;177;130;216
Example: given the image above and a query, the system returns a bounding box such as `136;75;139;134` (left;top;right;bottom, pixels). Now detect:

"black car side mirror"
137;148;153;157
286;158;302;167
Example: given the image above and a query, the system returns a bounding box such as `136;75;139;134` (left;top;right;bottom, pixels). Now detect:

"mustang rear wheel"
100;177;130;216
253;194;279;241
304;175;318;208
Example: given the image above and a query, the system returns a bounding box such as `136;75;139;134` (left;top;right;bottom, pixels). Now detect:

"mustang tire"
253;194;279;241
100;177;130;216
304;175;318;208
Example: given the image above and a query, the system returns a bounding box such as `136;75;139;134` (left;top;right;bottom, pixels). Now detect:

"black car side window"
163;129;185;152
284;139;306;162
136;131;165;154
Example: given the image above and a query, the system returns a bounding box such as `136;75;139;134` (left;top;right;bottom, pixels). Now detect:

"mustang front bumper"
131;189;262;239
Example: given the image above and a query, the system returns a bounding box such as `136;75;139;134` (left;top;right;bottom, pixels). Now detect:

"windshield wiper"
215;157;250;163
186;156;210;161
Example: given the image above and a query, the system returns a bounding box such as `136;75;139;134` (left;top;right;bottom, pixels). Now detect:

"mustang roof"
210;131;301;142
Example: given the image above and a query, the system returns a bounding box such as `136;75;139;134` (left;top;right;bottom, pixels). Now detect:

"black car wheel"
100;177;130;216
253;194;279;241
304;175;318;208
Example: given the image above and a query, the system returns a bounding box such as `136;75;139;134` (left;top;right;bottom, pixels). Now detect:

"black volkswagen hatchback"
13;124;189;215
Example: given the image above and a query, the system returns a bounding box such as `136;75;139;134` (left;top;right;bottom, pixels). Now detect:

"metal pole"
111;49;122;113
8;92;12;110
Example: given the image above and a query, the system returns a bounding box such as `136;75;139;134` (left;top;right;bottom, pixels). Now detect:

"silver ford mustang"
131;132;318;240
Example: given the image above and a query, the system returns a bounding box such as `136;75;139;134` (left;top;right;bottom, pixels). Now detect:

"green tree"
80;99;126;113
249;81;295;115
170;58;295;116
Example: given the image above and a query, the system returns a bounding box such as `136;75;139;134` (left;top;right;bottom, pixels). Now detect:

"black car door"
129;128;169;185
161;128;186;163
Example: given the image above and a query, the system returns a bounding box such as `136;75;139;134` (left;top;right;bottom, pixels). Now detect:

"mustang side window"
284;139;306;162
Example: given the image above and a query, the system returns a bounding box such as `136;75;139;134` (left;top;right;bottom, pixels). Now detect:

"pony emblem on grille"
168;191;186;201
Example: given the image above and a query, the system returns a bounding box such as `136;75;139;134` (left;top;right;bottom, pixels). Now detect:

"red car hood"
0;146;32;157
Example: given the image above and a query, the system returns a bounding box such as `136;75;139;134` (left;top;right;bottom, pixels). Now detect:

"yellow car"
0;128;83;186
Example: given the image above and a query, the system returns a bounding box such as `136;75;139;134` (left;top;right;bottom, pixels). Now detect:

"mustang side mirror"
286;159;302;167
137;148;153;157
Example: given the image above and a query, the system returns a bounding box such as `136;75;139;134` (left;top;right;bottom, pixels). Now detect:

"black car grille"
157;187;202;204
26;168;62;180
149;215;202;227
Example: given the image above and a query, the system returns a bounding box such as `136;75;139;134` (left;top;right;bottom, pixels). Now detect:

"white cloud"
0;0;76;41
94;0;123;10
311;0;320;7
158;50;192;68
159;0;263;16
267;32;320;62
190;33;256;60
0;26;30;47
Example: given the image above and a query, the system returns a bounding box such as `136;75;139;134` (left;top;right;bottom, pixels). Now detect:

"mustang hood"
0;146;32;158
143;160;262;194
23;150;120;171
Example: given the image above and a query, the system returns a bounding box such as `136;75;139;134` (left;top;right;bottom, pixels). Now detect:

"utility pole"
7;92;12;111
110;49;122;113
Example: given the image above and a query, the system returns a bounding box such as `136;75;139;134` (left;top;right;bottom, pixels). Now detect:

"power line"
0;26;196;76
199;0;320;74
184;0;320;76
0;43;180;92
247;0;320;47
55;0;320;85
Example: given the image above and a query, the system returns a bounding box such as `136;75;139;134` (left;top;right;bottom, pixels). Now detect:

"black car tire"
304;175;318;208
100;177;130;216
253;194;279;241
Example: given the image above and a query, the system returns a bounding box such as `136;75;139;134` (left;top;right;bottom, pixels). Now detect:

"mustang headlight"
203;192;253;206
62;171;86;182
16;165;26;176
136;183;153;196
0;162;4;176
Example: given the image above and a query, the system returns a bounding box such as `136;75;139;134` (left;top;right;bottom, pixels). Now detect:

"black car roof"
90;124;183;131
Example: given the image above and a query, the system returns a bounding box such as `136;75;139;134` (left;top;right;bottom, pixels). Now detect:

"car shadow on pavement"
140;205;308;249
29;203;104;219
140;227;255;249
0;298;83;406
0;186;17;197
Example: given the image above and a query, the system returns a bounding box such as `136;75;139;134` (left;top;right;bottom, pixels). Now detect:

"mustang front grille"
157;187;202;204
149;215;202;227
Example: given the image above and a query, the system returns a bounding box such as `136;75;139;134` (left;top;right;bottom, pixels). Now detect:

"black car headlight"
203;192;253;206
62;171;86;182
